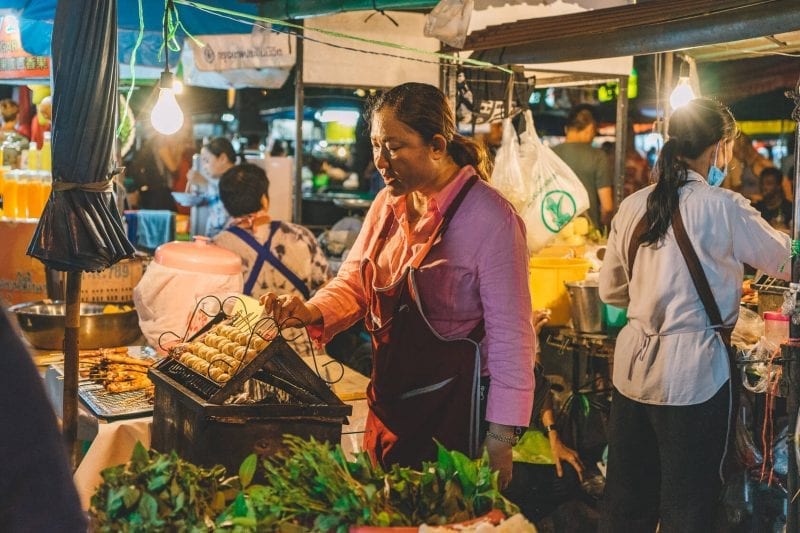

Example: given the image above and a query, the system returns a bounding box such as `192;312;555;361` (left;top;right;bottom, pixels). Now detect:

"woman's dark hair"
219;163;270;216
365;82;491;181
204;137;238;165
641;98;737;245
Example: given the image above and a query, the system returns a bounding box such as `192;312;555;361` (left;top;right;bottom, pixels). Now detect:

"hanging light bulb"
151;71;184;135
670;61;695;110
151;0;184;135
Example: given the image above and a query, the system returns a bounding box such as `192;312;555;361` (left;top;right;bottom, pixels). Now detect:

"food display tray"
78;380;154;421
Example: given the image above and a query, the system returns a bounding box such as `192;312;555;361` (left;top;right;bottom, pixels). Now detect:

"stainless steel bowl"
8;300;142;350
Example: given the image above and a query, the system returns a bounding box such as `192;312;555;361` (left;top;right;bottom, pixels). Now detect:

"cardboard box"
0;220;48;305
0;219;149;305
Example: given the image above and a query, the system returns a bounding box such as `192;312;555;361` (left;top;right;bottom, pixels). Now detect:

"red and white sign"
0;15;49;79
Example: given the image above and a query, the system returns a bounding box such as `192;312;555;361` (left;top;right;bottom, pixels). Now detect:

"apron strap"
411;174;480;270
226;222;311;299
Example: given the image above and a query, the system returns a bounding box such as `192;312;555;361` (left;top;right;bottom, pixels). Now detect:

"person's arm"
598;186;614;227
599;212;631;307
263;193;388;341
731;194;792;280
540;394;584;480
479;208;535;488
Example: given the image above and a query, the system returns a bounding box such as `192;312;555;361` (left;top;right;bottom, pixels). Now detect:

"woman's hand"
548;430;584;481
260;293;322;328
532;309;551;335
486;423;515;489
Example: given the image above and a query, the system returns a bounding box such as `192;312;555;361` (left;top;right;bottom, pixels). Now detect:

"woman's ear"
430;134;448;160
260;194;270;212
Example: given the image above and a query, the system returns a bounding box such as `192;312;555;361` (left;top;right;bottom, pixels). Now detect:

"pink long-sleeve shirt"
309;166;535;427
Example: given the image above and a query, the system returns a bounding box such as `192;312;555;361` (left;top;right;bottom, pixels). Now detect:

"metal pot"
565;281;604;333
8;300;141;350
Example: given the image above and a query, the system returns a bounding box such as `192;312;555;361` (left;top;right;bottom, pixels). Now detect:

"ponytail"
641;139;689;245
640;98;737;245
448;133;492;182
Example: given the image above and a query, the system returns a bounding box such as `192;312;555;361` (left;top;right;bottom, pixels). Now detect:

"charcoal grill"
149;311;351;472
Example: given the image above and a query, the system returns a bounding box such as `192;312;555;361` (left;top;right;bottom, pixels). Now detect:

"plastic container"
529;257;591;326
154;236;242;275
764;311;789;347
603;303;628;331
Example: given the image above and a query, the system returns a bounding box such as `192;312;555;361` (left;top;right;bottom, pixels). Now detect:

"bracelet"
543;424;558;434
486;430;519;446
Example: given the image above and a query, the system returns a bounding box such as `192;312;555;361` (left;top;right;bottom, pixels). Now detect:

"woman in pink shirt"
262;83;534;487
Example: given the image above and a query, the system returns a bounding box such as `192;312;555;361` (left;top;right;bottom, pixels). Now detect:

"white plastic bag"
424;0;473;49
519;111;590;252
490;116;528;212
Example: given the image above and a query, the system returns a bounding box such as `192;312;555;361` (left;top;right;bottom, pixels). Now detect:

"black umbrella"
26;0;135;465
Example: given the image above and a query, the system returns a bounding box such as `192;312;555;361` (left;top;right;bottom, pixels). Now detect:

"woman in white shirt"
599;98;791;533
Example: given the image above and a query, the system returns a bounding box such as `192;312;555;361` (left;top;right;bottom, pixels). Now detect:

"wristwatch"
543;424;558;434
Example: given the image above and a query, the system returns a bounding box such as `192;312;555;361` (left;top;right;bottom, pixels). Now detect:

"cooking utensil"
9;300;142;350
565;280;604;333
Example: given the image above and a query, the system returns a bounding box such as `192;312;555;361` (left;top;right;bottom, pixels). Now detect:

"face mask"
707;141;727;187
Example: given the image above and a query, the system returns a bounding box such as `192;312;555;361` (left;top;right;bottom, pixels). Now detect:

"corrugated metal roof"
459;0;800;64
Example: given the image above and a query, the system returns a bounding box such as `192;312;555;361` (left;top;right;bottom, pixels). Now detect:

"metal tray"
79;380;154;421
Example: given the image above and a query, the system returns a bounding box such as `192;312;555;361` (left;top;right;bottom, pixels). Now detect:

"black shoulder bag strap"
671;208;733;349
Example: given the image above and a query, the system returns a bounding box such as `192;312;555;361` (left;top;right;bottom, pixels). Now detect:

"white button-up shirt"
600;170;791;405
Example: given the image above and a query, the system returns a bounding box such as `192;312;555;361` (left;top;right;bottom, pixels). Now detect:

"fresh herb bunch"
215;436;518;532
90;442;231;532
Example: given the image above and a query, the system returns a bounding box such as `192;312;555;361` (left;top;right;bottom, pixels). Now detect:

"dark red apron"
361;175;484;469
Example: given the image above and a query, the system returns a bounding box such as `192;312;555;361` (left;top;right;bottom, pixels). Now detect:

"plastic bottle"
26;172;42;218
16;170;29;219
40;132;52;172
39;170;52;214
0;166;5;218
4;170;19;219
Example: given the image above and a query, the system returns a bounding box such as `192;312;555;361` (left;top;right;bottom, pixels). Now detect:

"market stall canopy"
455;0;800;64
27;0;135;271
425;0;633;87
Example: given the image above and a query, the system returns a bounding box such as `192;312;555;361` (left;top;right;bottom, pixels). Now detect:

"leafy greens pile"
91;436;518;532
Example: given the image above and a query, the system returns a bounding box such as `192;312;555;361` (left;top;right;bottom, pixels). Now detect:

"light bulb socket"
678;61;690;79
159;71;175;90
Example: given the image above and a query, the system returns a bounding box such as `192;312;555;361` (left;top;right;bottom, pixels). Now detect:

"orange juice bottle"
16;171;29;219
0;167;5;218
27;172;42;218
4;170;19;219
39;171;52;214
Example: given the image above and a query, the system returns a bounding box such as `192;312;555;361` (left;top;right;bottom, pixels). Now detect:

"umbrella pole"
62;271;82;469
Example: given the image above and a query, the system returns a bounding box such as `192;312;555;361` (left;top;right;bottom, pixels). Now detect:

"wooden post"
62;270;82;469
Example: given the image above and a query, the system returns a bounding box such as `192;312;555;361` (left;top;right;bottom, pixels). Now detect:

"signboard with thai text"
0;15;49;79
191;26;295;72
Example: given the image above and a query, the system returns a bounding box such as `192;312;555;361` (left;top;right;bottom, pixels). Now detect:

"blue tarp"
11;0;259;67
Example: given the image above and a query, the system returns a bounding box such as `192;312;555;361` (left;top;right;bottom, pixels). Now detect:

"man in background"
752;167;792;233
553;104;613;229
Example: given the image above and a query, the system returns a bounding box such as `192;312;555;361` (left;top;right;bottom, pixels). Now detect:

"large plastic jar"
763;311;789;347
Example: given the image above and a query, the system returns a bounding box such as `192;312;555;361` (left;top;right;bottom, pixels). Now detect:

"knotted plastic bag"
519;111;590;252
491;116;528;212
423;0;474;49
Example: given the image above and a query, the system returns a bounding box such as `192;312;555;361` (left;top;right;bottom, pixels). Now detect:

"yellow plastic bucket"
529;257;592;326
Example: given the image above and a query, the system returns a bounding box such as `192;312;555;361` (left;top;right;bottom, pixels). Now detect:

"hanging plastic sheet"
26;0;135;272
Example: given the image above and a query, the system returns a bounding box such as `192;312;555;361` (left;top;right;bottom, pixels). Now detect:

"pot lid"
154;236;241;275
